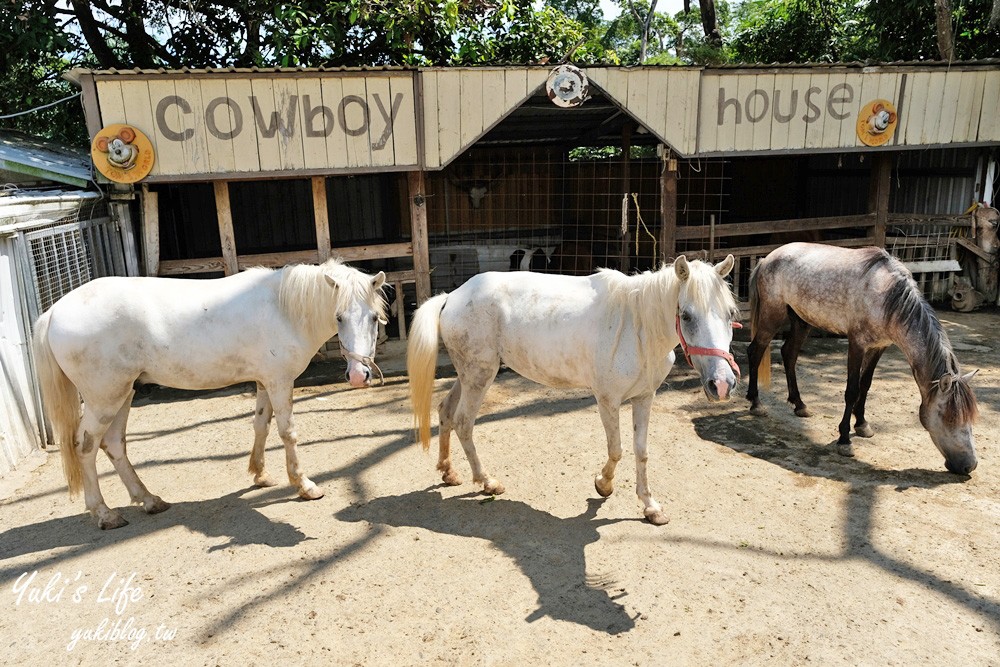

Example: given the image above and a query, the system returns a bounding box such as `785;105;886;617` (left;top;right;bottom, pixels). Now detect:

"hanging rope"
631;193;658;261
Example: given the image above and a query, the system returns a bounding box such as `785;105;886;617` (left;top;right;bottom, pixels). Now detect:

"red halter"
675;315;742;378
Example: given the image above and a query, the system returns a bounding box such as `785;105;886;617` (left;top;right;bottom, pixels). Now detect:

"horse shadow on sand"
336;489;639;635
0;485;311;581
690;410;1000;633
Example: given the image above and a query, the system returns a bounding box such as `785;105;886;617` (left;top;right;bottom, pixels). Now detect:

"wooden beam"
312;176;331;262
674;214;874;241
159;258;227;275
660;153;678;261
407;170;432;303
331;242;414;262
141;184;159;277
213;181;239;275
868;152;893;248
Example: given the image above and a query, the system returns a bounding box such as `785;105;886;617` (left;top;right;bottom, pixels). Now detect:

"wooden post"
868;152;892;248
141;183;160;277
660;150;678;261
620;124;632;273
407;170;432;303
312;176;331;262
213;181;239;275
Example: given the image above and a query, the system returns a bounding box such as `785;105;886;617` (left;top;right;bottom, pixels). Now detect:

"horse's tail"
407;293;449;451
748;262;771;389
31;310;83;497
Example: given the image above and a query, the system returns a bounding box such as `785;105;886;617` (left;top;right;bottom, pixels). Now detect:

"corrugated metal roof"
0;131;92;189
67;59;1000;80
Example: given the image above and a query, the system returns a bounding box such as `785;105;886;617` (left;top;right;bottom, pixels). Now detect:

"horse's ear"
715;254;735;277
372;271;386;290
674;255;690;281
962;369;979;383
938;375;955;394
324;274;339;290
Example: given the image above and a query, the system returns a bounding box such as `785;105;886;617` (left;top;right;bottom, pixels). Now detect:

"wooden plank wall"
420;67;549;169
694;66;999;156
96;72;419;180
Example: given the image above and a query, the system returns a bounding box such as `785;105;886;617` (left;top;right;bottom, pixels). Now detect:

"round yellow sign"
91;124;155;183
856;99;898;147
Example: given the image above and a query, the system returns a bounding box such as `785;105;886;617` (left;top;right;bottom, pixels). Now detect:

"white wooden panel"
270;77;305;171
96;80;127;126
320;76;348;169
144;79;185;176
750;72;775;151
504;68;528;107
340;76;372;169
804;72;829;149
874;71;902;147
977;70;1000;141
958;70;987;143
902;71;931;146
706;75;738;152
224;78;261;173
118;80;162;173
525;68;548;95
786;72;814;150
934;70;961;145
922;71;947;145
421;72;441;168
681;72;702;155
198;78;237;173
594;68;629;109
835;73;865;149
645;70;670;143
295;77;328;170
769;74;794;151
627;69;650;132
173;78;211;175
365;76;395;168
733;74;757;151
248;78;282;171
481;69;506;131
459;70;483;150
436;71;462;165
390;75;418;166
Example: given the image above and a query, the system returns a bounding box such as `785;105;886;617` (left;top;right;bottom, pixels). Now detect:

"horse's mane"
598;259;737;366
276;259;387;341
876;252;978;424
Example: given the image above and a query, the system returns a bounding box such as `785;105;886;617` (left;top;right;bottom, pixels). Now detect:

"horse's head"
325;269;388;388
920;370;979;474
674;254;740;401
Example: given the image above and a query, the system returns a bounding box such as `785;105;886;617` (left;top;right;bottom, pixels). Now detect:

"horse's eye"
336;315;343;323
681;311;692;322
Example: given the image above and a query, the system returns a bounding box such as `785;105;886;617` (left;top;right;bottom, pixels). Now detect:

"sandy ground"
1;309;999;666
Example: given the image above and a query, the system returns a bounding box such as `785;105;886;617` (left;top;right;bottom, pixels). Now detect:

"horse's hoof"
793;407;812;418
855;423;874;438
254;473;278;488
298;485;324;500
144;497;171;514
644;508;670;526
749;404;767;417
594;475;614;498
98;512;129;530
837;443;855;457
483;479;505;496
441;469;462;486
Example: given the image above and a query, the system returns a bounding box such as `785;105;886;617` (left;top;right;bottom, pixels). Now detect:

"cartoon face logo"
857;99;899;147
91;124;155;183
95;126;139;170
867;103;897;135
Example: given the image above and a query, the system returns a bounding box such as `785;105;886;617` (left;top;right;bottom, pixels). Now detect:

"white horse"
32;259;387;529
408;255;739;525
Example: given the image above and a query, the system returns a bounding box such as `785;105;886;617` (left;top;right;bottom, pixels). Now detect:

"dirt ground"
1;308;999;666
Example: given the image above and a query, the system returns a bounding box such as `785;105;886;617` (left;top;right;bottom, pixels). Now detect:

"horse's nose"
346;365;372;387
945;456;977;475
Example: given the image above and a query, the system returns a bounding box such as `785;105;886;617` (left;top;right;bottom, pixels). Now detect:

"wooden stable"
69;62;1000;330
